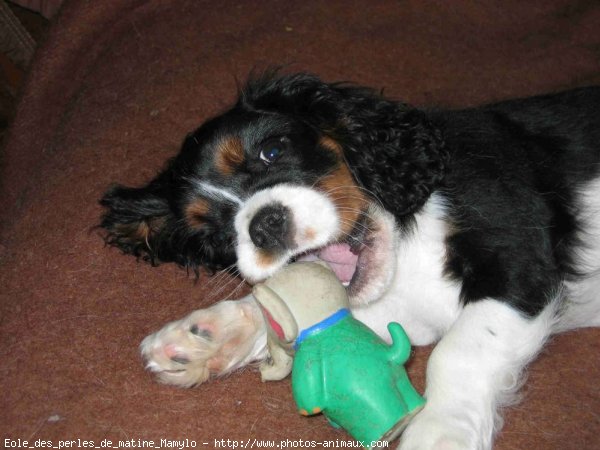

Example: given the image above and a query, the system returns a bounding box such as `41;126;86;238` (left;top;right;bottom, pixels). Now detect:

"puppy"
100;71;600;449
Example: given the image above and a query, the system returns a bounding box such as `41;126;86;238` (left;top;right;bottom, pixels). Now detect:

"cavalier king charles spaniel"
100;71;600;449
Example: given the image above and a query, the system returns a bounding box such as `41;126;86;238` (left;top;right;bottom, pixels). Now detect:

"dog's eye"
259;137;288;165
259;147;281;164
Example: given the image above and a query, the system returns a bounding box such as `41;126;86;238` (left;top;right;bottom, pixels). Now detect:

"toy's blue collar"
294;308;350;349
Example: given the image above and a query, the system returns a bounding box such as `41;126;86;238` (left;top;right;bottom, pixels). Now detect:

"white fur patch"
194;180;244;206
234;184;340;283
354;194;462;345
560;177;600;330
399;298;558;450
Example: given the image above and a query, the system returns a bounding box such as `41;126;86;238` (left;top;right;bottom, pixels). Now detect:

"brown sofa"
1;1;599;448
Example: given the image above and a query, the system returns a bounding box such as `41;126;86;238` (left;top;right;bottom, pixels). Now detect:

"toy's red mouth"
260;305;286;341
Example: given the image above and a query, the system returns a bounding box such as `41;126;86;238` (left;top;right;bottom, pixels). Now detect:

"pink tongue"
316;243;358;284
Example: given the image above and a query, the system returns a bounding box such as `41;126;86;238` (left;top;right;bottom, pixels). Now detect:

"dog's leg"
399;298;556;450
140;294;267;387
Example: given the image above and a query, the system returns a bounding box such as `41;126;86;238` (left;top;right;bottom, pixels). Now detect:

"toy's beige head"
252;261;350;381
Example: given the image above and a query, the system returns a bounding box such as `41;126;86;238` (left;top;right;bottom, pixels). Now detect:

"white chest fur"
353;194;462;346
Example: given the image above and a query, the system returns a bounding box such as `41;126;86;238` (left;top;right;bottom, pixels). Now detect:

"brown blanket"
1;1;599;448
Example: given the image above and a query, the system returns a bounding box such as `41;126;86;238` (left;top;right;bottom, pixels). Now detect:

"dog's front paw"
399;407;483;450
140;299;266;387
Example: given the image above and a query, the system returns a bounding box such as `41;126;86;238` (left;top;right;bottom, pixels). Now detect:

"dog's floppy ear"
99;177;173;265
341;107;448;218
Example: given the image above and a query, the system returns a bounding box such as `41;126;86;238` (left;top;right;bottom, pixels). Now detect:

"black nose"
249;203;292;251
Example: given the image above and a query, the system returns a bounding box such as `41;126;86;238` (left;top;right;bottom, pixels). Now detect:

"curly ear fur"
99;179;236;273
99;183;173;266
341;108;448;217
241;71;448;217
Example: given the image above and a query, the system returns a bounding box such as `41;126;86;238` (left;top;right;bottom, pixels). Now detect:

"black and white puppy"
100;72;600;449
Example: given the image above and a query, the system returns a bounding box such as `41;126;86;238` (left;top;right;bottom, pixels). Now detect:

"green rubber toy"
253;262;425;448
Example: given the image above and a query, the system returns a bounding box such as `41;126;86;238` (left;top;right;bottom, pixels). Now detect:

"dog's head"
100;71;447;304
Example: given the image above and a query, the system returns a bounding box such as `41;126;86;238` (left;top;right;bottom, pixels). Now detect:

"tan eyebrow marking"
214;137;244;176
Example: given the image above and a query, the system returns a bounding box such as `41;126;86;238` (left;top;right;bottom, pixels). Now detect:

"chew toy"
252;261;425;447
